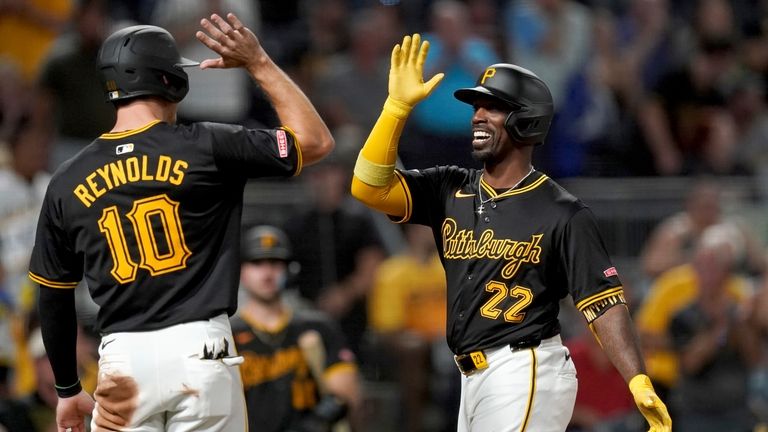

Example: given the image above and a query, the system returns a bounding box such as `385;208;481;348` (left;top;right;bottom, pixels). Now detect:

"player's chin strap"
628;374;672;431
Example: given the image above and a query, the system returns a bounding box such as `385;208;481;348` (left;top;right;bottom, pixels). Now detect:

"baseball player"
231;225;361;432
28;13;334;432
350;34;672;432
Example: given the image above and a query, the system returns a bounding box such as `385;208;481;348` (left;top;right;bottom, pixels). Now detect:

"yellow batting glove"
629;374;672;432
387;33;444;111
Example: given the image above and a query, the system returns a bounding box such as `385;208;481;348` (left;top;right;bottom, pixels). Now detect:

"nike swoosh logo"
455;190;476;198
101;338;116;350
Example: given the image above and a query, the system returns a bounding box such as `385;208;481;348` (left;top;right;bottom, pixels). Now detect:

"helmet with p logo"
454;64;554;145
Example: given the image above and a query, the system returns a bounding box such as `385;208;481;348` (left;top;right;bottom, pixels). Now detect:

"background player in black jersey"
350;34;672;432
29;13;334;432
232;225;361;432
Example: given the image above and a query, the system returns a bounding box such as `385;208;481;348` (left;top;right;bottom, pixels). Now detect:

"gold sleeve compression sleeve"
351;98;411;218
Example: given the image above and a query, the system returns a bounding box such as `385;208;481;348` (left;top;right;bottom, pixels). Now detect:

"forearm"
350;99;411;216
246;59;334;166
38;285;81;396
591;304;647;382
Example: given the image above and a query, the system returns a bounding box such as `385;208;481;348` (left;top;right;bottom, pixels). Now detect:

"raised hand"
387;33;444;108
195;13;266;70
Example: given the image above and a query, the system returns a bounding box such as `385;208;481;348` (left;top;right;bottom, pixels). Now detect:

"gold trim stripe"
281;126;303;176
519;348;537;432
575;287;625;311
392;170;412;223
28;272;78;289
99;120;162;140
240;308;293;334
479;175;548;200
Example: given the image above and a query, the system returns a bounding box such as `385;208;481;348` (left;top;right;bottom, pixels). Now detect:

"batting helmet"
241;225;292;262
454;64;553;145
97;25;199;103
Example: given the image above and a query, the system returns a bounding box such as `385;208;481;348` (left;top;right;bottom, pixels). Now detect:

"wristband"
383;97;412;119
55;379;82;398
354;153;396;187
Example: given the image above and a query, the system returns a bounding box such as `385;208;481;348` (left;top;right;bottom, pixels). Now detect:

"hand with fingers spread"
388;33;444;108
195;13;266;70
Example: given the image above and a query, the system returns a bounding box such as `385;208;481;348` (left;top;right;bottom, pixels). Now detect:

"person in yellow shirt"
0;0;73;81
636;222;753;397
369;223;452;432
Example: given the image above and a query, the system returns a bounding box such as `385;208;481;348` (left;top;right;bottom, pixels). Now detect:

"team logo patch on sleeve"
276;130;288;158
603;267;618;277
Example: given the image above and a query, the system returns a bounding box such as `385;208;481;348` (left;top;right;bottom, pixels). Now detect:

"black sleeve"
38;285;81;397
209;123;301;177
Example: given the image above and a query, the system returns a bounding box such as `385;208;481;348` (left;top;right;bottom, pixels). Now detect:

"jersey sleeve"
28;191;82;289
394;166;460;225
562;208;625;323
210;123;303;177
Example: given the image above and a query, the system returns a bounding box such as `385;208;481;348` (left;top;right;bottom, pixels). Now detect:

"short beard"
472;149;493;163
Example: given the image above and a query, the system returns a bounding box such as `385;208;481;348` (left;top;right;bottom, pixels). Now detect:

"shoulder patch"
276;130;288;158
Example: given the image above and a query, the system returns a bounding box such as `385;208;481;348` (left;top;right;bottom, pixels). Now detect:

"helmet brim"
454;86;494;105
454;86;522;110
175;56;200;68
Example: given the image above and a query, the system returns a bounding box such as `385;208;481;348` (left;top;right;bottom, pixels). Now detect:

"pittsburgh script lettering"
442;218;542;279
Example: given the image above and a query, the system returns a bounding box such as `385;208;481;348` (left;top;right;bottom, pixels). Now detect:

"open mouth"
472;130;492;147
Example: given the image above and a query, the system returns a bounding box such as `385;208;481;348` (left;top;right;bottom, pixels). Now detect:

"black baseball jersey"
231;308;357;432
29;120;302;333
394;167;624;354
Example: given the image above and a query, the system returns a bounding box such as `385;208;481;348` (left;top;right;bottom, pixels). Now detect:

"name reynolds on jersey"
73;155;189;208
442;218;542;279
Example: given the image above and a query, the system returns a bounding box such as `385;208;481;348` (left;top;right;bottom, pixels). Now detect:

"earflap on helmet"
503;103;553;145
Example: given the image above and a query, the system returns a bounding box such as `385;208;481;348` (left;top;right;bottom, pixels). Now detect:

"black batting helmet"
241;225;292;262
97;25;199;103
454;64;554;145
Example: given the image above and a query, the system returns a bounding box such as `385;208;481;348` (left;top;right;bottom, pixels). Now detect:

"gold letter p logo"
480;68;496;84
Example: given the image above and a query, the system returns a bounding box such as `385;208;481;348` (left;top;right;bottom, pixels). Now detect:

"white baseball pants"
91;314;247;432
457;335;578;432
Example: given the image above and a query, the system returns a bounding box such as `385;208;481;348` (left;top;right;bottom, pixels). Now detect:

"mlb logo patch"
116;143;134;155
603;267;618;277
276;130;288;158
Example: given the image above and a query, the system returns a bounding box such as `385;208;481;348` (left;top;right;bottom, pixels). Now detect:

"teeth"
473;131;491;139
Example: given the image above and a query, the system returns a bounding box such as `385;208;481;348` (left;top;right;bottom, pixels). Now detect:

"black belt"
454;338;542;375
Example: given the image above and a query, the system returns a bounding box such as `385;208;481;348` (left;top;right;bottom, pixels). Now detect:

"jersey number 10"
98;194;192;283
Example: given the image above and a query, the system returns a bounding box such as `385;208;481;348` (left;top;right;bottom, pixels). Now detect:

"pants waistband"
454;335;560;376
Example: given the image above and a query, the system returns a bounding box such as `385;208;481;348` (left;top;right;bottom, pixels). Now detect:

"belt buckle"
454;350;489;375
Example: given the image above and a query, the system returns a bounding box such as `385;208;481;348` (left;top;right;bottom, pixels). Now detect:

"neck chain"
477;166;535;215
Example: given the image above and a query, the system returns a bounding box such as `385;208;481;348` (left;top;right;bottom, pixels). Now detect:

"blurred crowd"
2;0;768;431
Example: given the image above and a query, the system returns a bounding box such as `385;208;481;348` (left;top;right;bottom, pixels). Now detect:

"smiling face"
470;96;514;163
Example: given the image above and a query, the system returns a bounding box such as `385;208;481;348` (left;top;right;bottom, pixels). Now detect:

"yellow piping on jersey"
480;175;548;199
28;272;78;289
519;348;537;432
575;287;625;311
240;308;293;334
280;126;303;176
391;170;412;223
99;120;162;139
